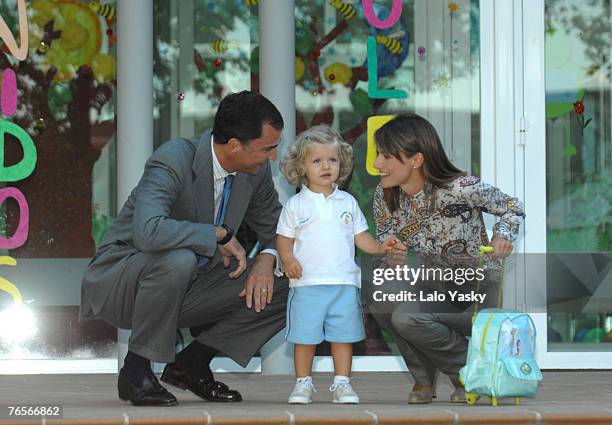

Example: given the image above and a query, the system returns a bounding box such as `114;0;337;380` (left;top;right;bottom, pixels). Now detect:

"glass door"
291;0;482;369
523;0;612;368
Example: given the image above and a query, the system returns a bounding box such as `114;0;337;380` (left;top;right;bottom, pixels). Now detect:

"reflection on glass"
0;0;118;360
545;0;612;350
0;0;119;258
0;306;116;360
154;0;258;148
294;0;481;355
151;1;261;356
295;0;480;228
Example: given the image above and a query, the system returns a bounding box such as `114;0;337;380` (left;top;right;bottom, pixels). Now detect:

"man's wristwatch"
218;224;234;245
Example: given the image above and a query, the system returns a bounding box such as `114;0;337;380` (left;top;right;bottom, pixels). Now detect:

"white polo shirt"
276;185;369;288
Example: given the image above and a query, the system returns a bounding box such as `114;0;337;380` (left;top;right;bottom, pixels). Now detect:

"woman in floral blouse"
371;113;525;404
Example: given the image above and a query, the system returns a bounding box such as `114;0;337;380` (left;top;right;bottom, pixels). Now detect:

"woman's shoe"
450;386;466;403
448;374;466;403
408;384;434;404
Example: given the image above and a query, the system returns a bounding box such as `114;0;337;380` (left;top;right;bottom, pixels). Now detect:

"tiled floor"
0;371;611;424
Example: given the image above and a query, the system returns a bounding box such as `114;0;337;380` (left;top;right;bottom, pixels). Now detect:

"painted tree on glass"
0;0;116;257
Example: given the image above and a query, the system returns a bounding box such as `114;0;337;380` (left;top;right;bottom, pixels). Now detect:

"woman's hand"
380;237;402;254
385;239;408;267
284;258;303;279
491;236;513;257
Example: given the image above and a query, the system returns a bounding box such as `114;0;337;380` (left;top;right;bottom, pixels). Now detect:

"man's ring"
262;289;269;292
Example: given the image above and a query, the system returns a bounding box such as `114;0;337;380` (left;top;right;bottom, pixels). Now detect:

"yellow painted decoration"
0;256;21;305
30;0;102;81
433;72;450;88
366;115;395;175
89;2;115;21
376;35;402;54
29;0;62;50
38;41;49;54
91;53;115;82
60;20;89;51
212;39;229;53
30;0;62;29
295;57;305;80
330;0;357;20
323;62;352;85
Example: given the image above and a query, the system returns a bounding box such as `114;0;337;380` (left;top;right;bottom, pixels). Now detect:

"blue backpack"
458;247;543;406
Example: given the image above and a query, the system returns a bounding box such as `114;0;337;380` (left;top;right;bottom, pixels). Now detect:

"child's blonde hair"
280;125;354;187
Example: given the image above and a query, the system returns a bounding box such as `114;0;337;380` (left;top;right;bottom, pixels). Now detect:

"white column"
259;0;296;205
116;0;154;370
258;0;295;374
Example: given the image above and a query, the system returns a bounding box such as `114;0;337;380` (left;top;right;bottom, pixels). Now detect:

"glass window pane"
294;0;481;355
152;0;260;356
544;0;612;350
0;0;118;360
153;0;258;148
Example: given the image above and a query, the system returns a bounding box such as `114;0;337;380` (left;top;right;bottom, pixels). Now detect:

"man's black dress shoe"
161;361;242;402
118;369;178;406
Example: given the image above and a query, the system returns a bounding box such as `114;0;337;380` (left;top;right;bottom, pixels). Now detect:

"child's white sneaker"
288;376;316;404
330;378;359;404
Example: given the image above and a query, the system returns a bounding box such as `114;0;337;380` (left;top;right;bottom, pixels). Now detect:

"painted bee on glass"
36;20;61;55
375;34;403;54
330;0;357;20
211;39;230;53
89;2;116;21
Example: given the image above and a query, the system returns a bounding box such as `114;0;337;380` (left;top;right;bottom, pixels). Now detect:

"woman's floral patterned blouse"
373;175;525;264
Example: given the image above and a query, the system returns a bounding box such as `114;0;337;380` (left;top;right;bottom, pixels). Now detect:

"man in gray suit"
80;91;288;406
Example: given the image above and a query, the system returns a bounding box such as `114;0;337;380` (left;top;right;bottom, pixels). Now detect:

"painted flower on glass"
573;100;591;133
573;101;585;115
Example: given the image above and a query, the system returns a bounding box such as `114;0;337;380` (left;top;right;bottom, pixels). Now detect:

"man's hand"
239;253;274;312
386;239;408;267
218;236;247;278
491;236;513;257
284;258;302;279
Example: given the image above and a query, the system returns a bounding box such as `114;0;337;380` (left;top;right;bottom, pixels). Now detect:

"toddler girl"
277;125;399;404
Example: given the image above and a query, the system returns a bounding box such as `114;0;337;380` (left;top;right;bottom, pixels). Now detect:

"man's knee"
156;249;198;284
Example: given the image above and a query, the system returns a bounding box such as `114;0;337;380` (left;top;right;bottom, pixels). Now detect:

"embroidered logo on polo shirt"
340;211;353;224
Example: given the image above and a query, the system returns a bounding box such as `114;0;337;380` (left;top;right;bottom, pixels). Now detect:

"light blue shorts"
285;285;366;345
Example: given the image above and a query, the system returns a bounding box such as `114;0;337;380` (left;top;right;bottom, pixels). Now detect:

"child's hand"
284;258;303;279
385;238;408;267
381;237;403;254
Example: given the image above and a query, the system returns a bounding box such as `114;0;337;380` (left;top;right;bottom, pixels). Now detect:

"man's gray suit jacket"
80;129;282;320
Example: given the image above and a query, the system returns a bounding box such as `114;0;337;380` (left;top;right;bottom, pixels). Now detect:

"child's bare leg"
329;342;359;403
330;342;352;376
289;344;317;404
294;344;316;377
